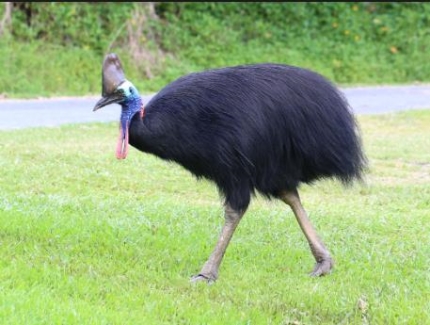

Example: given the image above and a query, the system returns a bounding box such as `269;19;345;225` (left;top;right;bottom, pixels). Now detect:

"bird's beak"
93;93;123;112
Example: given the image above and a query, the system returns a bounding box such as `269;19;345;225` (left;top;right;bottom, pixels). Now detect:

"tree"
0;2;13;37
125;2;165;79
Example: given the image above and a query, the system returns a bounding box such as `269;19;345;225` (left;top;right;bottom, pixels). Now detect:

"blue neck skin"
118;80;143;139
120;95;142;138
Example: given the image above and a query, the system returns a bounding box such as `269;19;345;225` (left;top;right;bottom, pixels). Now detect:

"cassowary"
93;53;366;283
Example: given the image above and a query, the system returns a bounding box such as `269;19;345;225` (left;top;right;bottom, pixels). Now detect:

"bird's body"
94;55;366;282
128;64;364;211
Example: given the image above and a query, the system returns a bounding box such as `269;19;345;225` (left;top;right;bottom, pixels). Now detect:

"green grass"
0;110;429;324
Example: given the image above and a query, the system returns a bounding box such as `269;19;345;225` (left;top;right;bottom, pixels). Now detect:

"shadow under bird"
93;53;366;283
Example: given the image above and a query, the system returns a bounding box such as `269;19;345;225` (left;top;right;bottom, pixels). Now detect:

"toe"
190;273;216;284
310;258;334;277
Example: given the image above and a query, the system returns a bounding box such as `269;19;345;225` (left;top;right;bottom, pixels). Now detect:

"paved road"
0;85;429;130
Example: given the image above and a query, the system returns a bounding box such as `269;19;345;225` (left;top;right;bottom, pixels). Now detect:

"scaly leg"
191;204;245;283
280;190;334;276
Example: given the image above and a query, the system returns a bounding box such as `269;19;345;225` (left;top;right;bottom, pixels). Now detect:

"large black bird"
93;53;366;283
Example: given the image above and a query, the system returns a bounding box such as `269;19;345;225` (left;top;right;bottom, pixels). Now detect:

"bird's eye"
129;87;133;94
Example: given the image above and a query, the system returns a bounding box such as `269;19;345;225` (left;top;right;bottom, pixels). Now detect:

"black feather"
128;63;367;211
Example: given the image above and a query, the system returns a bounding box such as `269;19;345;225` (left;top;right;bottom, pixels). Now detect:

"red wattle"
116;123;129;159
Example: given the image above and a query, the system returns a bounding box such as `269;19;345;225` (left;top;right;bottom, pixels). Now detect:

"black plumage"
94;53;366;282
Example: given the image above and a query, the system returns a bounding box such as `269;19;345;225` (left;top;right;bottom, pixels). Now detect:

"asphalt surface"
1;85;429;130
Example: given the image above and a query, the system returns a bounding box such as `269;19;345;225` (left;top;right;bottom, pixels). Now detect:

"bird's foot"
190;273;217;285
310;257;334;277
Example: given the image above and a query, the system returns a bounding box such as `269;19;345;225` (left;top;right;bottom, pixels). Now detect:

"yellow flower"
390;46;398;54
380;26;389;32
354;35;361;41
352;5;358;11
332;22;338;28
344;30;350;35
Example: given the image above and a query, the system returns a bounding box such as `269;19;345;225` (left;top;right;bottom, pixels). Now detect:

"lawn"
0;109;429;324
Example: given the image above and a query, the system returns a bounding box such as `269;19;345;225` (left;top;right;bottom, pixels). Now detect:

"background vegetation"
1;2;430;98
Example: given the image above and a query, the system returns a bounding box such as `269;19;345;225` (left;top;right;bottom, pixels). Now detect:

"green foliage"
1;110;430;324
0;39;100;97
156;2;430;83
11;3;133;52
1;2;430;97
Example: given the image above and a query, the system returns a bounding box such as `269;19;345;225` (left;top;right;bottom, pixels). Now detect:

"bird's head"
93;53;143;159
93;53;141;111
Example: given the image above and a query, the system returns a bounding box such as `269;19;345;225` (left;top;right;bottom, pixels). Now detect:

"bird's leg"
191;204;244;283
280;190;334;276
